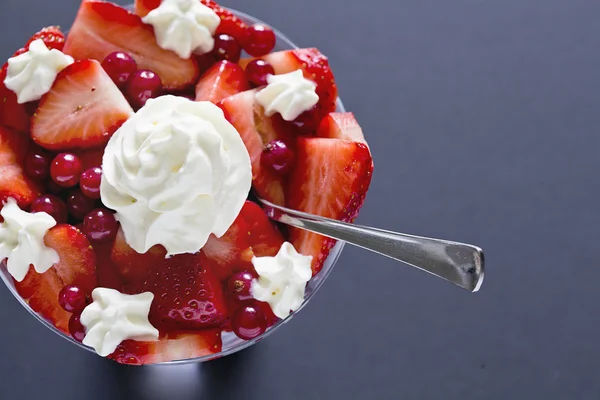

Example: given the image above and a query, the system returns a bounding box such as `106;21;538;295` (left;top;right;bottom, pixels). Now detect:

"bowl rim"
0;5;347;365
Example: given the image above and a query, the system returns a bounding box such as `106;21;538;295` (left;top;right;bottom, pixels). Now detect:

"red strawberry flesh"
31;59;133;151
195;60;249;104
0;126;41;208
64;0;199;90
287;138;373;273
13;225;97;333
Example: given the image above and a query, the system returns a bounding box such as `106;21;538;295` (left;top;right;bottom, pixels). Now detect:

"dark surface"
1;0;599;398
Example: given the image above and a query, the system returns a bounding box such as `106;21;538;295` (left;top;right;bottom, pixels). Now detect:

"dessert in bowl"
0;0;373;365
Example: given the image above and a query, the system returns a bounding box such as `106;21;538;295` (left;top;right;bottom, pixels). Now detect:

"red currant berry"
260;140;294;175
82;208;118;243
80;167;102;199
24;147;52;181
30;194;68;224
227;271;257;302
58;285;88;313
50;153;82;188
69;313;86;343
101;51;137;88
245;59;275;87
244;24;276;57
67;190;96;220
212;34;241;62
232;303;267;340
126;70;163;109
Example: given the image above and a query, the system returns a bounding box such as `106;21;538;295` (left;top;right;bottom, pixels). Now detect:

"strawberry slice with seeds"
110;232;228;331
135;0;249;43
287;138;373;274
195;60;249;104
241;48;338;134
111;228;166;284
317;112;367;145
239;200;284;257
64;0;199;90
13;225;97;333
219;89;293;205
0;126;41;208
25;26;66;51
109;331;222;365
201;212;254;281
31;59;134;151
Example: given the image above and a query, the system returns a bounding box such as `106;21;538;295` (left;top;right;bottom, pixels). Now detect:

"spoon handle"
260;200;485;292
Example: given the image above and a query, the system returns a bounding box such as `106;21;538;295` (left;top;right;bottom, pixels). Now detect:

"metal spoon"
258;198;485;292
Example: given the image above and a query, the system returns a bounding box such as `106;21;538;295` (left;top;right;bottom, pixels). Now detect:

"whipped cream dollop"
251;242;313;319
0;198;59;282
101;95;252;257
4;39;73;104
142;0;221;59
80;288;159;357
255;70;319;121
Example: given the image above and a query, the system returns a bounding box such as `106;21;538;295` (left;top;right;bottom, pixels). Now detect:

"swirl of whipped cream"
142;0;221;59
251;242;313;319
0;198;59;282
4;39;73;104
255;69;320;121
100;95;252;257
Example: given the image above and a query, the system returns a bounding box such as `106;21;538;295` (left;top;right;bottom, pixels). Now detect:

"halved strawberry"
25;26;66;51
109;330;222;365
240;48;338;133
219;89;293;205
14;225;97;333
201;212;253;281
111;228;166;284
94;241;122;291
239;200;284;257
110;233;227;331
64;0;199;90
317;112;367;145
0;126;41;208
0;48;33;133
135;0;249;43
195;61;249;104
31;59;133;151
287;138;373;274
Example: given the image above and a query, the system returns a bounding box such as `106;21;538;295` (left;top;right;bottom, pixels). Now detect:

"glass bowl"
0;6;347;365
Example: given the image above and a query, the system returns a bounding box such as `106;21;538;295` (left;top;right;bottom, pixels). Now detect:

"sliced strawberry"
201;213;253;281
94;241;122;291
135;0;249;43
219;89;293;205
64;0;199;90
31;59;133;151
111;228;166;284
195;61;249;104
239;200;284;257
109;330;222;365
317;112;367;145
0;48;33;133
287;138;373;274
14;225;97;333
240;48;338;133
110;232;228;331
0;126;41;208
25;26;66;51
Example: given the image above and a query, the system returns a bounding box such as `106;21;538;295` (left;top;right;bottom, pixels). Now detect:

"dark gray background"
1;0;599;398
